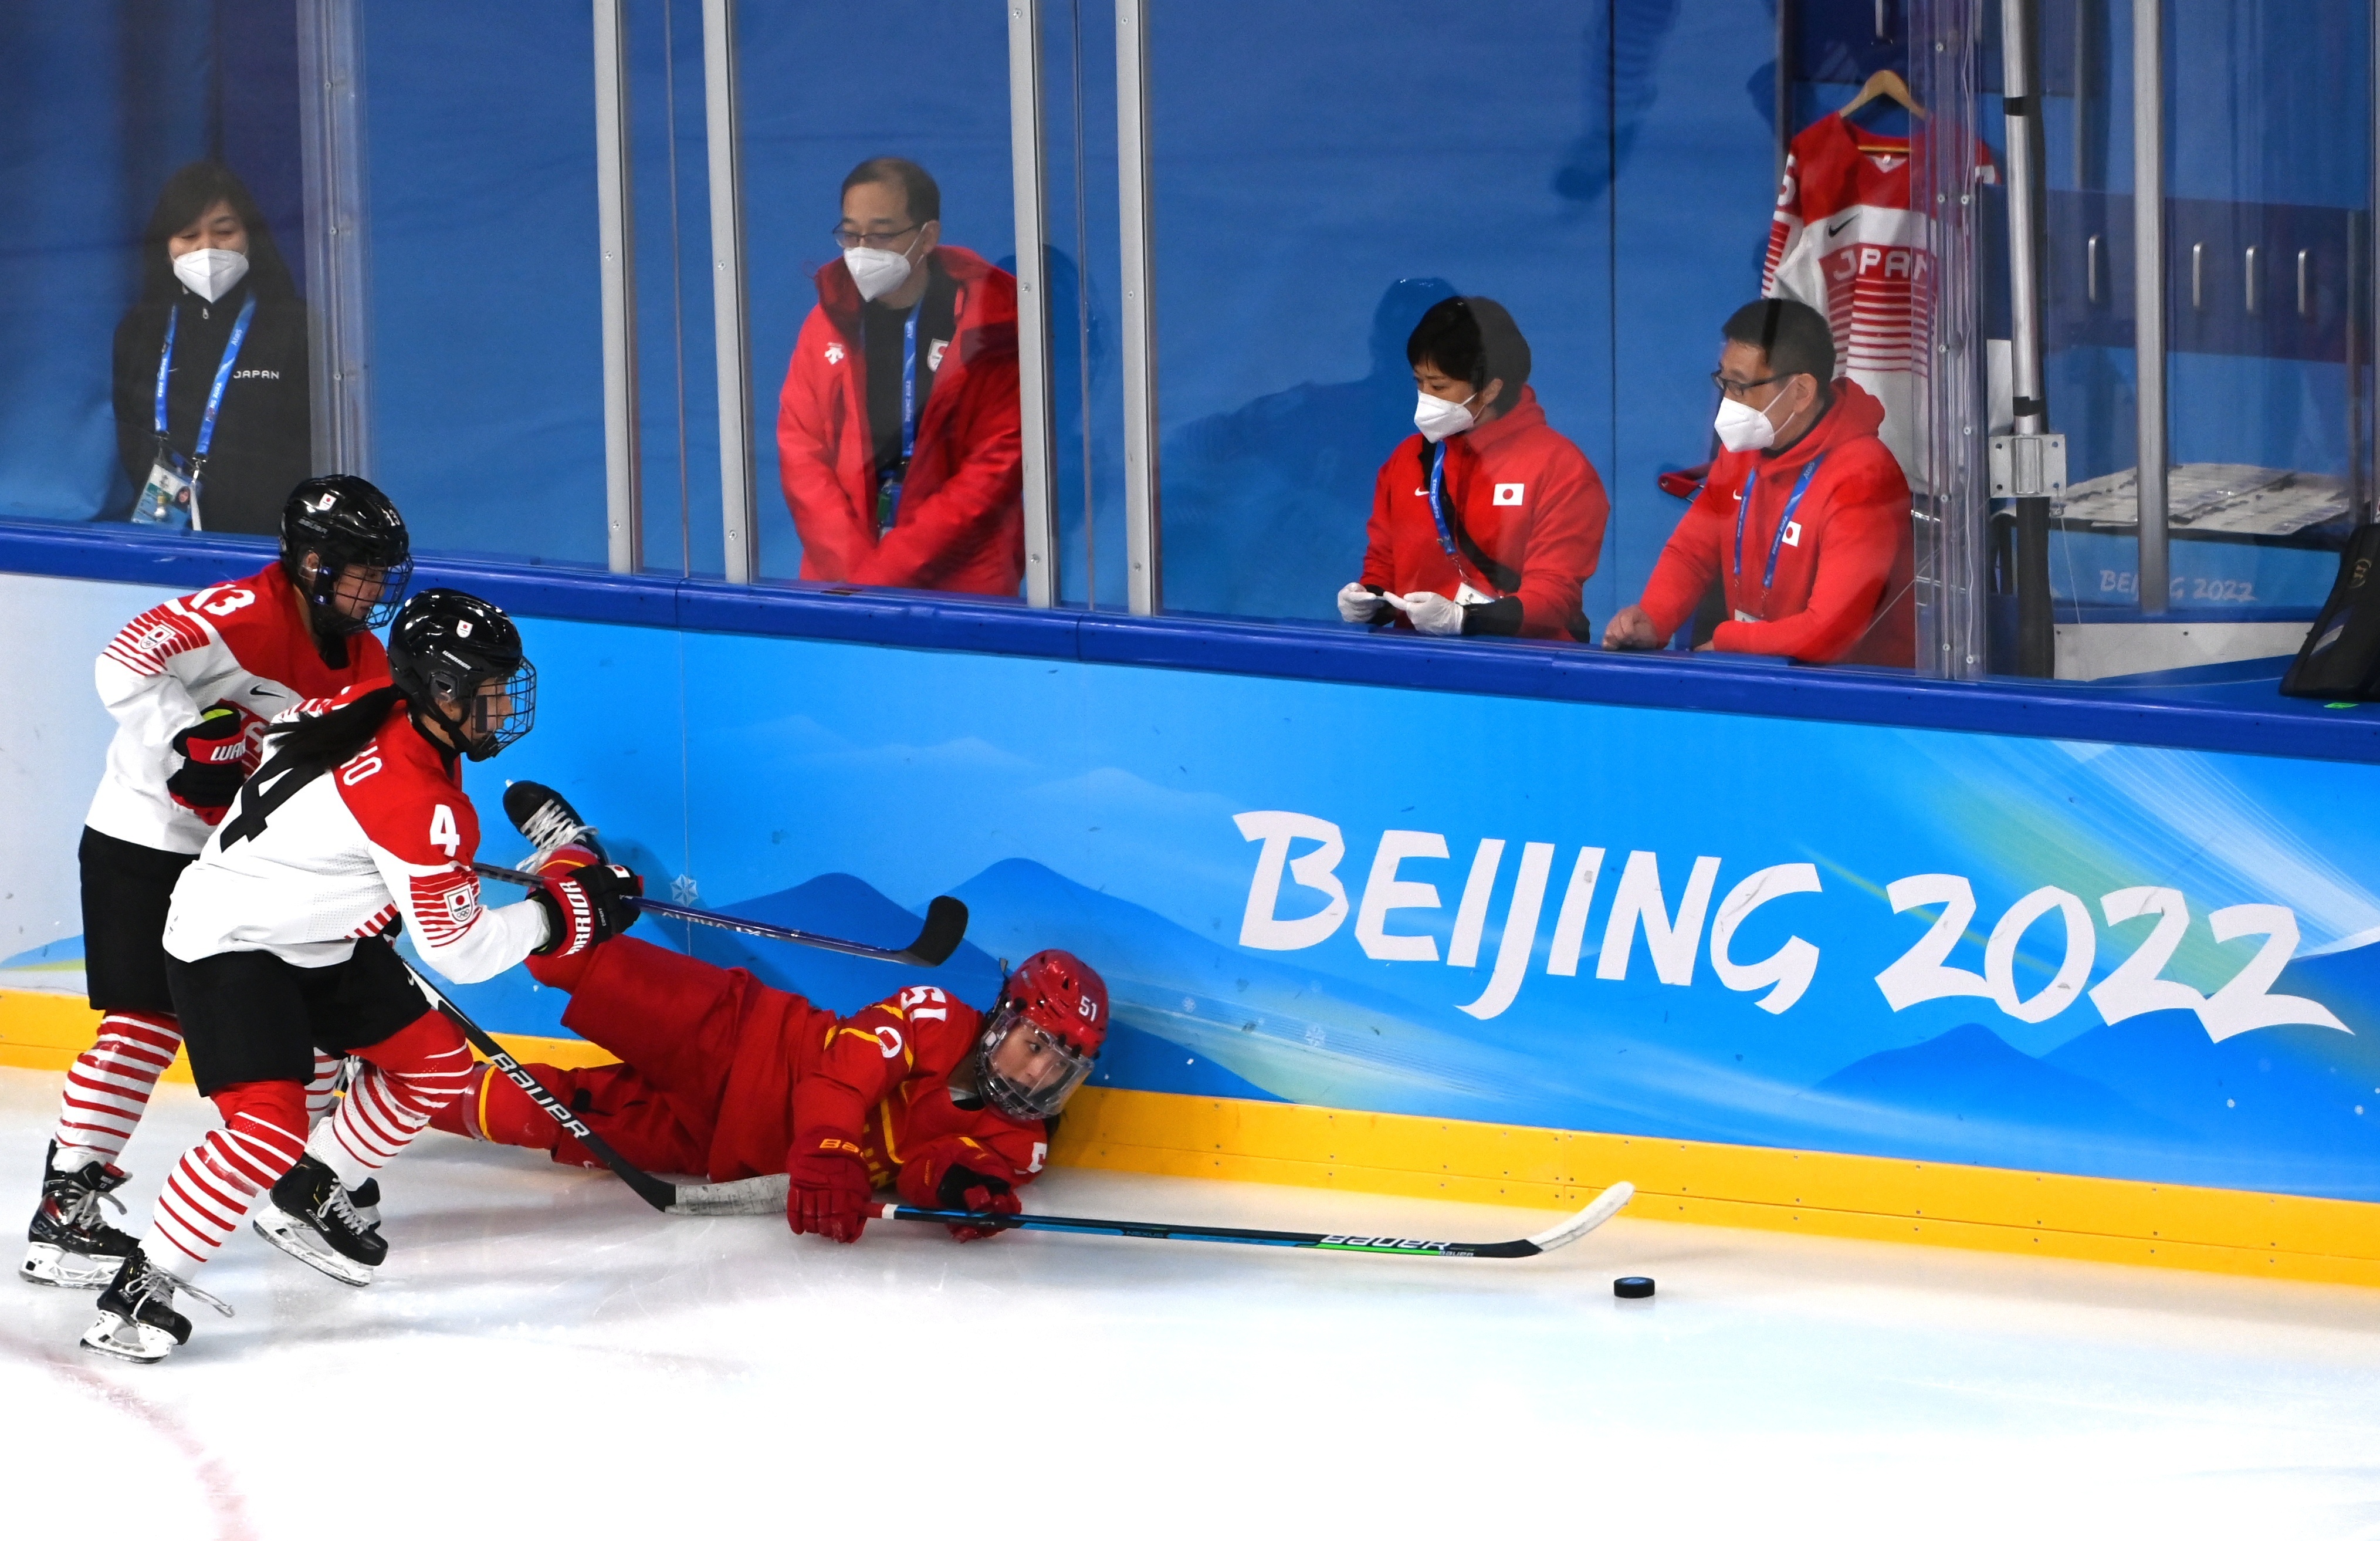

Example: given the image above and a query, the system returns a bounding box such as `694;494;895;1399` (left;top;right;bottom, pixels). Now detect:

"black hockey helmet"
280;475;412;635
386;589;536;761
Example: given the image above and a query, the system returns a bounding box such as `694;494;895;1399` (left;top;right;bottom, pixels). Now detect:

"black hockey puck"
1613;1276;1655;1299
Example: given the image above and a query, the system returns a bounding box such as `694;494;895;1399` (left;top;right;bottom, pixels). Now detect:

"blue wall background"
0;2;2372;616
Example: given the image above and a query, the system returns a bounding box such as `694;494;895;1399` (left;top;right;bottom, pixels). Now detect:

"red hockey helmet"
974;949;1109;1122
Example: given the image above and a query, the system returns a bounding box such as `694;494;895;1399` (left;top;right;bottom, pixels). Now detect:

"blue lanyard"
899;300;921;466
1734;455;1824;592
1425;442;1463;564
153;293;258;467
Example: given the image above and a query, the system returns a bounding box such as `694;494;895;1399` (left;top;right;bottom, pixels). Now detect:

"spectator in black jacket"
111;162;312;536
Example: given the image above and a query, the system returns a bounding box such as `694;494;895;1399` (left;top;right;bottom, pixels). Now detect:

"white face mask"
1414;389;1478;444
842;231;925;304
173;247;249;304
1714;388;1807;454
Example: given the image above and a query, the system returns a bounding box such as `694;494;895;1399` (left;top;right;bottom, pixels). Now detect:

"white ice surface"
2;1066;2378;1541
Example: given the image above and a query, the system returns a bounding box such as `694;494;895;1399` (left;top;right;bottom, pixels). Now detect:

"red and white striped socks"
53;1011;181;1172
307;1019;476;1188
143;1080;308;1275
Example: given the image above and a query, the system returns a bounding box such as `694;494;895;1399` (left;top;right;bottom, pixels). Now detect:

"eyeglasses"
1710;370;1786;402
830;222;923;251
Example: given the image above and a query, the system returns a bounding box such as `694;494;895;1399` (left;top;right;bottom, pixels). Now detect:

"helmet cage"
413;653;537;762
294;539;413;634
973;999;1098;1123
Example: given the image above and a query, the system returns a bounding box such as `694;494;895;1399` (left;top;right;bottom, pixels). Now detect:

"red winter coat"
774;246;1024;595
1359;387;1608;638
1637;379;1913;665
544;937;1050;1207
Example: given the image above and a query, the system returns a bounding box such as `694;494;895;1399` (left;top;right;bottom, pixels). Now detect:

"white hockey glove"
1336;582;1386;623
1386;590;1465;637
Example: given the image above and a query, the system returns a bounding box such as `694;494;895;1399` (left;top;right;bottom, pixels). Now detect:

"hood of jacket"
1751;377;1888;475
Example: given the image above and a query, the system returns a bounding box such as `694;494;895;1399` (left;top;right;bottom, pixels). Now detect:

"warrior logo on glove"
972;949;1109;1121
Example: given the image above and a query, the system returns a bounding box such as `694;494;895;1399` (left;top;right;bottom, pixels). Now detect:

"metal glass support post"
1115;0;1161;616
594;0;642;575
702;0;757;582
2132;0;2168;611
1010;0;1059;607
295;0;372;477
1992;0;2066;676
1775;0;1796;186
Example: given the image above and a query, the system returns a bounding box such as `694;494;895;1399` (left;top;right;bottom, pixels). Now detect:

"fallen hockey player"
428;785;1111;1245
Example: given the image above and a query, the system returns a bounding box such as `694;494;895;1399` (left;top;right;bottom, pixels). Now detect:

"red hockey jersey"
162;682;547;981
554;937;1051;1202
1762;114;1995;488
85;565;390;855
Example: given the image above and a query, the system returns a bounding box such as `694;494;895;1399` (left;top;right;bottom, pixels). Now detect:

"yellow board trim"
7;988;2374;1285
0;986;624;1080
1042;1086;2380;1289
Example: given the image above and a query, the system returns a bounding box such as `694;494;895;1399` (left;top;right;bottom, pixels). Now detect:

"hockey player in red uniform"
79;590;644;1363
24;477;410;1291
1338;296;1607;641
428;785;1109;1244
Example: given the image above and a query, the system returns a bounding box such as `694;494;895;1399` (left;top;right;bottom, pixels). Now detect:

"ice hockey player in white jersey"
79;588;644;1363
23;477;410;1291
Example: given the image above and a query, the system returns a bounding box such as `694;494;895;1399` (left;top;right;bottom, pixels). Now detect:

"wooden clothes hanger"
1839;69;1929;121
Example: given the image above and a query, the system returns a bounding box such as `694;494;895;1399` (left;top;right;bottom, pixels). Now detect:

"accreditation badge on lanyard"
1425;442;1498;608
133;294;257;531
1730;454;1824;623
875;302;924;532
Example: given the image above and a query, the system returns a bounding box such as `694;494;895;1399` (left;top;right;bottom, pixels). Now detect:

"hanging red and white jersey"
162;687;547;983
1762;116;1996;488
84;565;390;856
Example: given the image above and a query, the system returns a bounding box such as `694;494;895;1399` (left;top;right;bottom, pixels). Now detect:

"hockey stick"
659;1171;1634;1255
398;959;677;1213
471;861;970;968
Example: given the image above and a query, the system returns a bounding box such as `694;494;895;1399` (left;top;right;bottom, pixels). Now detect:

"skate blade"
80;1312;175;1364
19;1243;126;1290
251;1205;375;1288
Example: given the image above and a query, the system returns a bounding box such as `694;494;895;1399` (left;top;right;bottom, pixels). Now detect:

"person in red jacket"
1338;296;1607;641
428;786;1109;1245
776;157;1022;596
1605;298;1914;666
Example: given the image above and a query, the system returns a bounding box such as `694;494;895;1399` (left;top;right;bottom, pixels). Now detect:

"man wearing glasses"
1603;299;1912;667
776;157;1023;595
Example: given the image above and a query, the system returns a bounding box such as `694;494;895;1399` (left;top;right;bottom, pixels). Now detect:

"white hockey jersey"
84;565;390;856
162;685;548;983
1762;115;1996;489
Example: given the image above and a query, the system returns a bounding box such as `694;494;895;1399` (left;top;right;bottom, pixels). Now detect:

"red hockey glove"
166;702;250;823
786;1147;873;1243
935;1165;1022;1242
530;863;642;957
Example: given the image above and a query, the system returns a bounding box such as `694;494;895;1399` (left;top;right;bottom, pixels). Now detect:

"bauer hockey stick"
658;1171;1634;1255
398;959;678;1213
471;862;970;968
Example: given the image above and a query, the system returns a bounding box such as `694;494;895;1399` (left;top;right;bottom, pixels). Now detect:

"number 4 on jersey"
430;803;461;857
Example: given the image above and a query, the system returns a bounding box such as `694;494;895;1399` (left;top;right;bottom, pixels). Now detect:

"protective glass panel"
359;0;610;566
0;6;315;538
1140;1;1940;671
1996;0;2373;687
732;1;1028;599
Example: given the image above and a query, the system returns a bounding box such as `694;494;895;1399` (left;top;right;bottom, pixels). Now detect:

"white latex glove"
1384;589;1465;637
1336;582;1386;623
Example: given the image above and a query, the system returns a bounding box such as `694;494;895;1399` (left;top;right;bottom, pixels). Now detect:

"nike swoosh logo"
1826;215;1856;237
248;685;280;697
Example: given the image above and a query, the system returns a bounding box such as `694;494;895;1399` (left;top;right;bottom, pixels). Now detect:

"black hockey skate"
348;1177;382;1230
81;1245;232;1364
252;1156;386;1287
22;1141;139;1289
504;780;607;868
